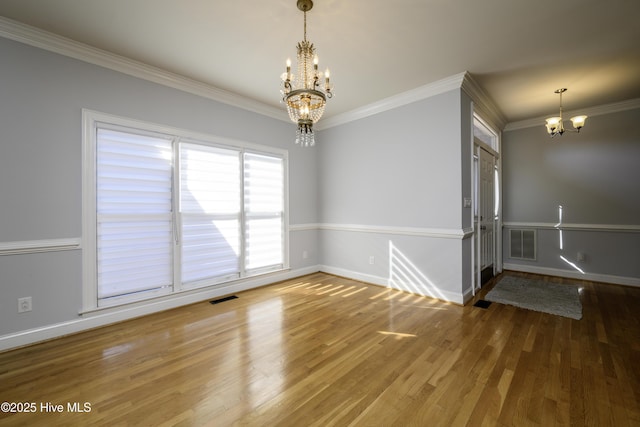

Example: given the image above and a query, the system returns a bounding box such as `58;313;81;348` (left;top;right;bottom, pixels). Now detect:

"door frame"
474;142;497;291
471;115;502;295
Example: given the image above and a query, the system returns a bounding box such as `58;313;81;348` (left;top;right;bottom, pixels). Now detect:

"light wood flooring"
1;271;639;426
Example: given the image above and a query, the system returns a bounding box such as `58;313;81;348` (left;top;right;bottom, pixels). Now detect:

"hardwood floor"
1;271;639;426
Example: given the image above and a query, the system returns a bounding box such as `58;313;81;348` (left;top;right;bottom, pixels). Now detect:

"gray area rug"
485;276;582;320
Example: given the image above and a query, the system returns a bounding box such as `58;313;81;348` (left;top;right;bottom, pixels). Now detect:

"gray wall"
502;107;640;282
0;37;319;340
317;90;474;302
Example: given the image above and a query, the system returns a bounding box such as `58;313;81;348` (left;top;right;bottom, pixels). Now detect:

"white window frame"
82;109;289;311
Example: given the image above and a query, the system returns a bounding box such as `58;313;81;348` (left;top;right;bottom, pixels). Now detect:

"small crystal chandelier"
281;0;333;147
545;88;587;137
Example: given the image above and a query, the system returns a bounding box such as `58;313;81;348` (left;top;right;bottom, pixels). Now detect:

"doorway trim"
472;114;502;295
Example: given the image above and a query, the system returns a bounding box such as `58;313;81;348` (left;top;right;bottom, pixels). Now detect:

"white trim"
318;265;465;304
291;223;474;239
317;70;507;134
83;109;289;158
503;222;640;233
462;286;475;305
0;17;286;122
0;266;320;352
319;265;388;288
319;223;473;239
462;74;507;131
503;263;640;288
461;227;475;239
504;98;640;131
0;238;81;256
474;138;499;159
316;72;467;130
289;223;321;232
82;109;98;311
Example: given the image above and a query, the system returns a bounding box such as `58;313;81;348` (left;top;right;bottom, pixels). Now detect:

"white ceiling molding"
0;17;501;133
0;16;287;122
461;73;507;132
317;71;508;132
316;72;468;130
504;98;640;132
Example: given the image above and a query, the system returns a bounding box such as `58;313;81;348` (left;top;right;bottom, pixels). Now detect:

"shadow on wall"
388;240;447;300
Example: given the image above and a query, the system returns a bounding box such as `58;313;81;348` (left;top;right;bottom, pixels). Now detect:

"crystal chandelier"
545;88;587;137
281;0;333;147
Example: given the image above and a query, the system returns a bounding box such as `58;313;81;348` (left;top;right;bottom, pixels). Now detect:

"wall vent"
509;229;536;260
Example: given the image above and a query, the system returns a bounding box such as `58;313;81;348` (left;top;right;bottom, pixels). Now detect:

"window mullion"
239;150;247;278
172;137;182;292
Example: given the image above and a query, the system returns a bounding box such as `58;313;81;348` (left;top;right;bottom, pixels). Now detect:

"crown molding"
317;72;468;130
0;18;513;134
504;98;640;131
317;71;508;132
0;16;287;122
461;73;507;131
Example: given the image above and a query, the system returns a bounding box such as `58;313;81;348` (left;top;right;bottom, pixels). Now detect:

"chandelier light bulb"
545;117;562;135
544;88;587;137
570;115;588;130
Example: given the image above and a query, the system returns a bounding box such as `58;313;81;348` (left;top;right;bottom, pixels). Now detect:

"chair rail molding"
0;238;82;256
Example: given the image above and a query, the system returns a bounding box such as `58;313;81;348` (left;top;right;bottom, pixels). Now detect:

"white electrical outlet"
18;297;32;313
369;256;375;265
302;250;308;259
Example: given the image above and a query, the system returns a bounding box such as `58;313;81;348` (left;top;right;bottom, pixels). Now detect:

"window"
83;111;288;309
244;153;285;273
96;129;174;301
180;143;241;285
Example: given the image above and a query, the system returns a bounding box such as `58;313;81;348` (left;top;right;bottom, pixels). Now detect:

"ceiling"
1;0;639;126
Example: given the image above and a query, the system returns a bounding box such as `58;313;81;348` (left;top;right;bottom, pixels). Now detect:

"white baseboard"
319;265;389;288
462;286;476;305
0;266;320;352
503;263;640;288
319;265;465;304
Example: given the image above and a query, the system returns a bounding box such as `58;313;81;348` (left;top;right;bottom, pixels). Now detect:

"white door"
475;145;496;289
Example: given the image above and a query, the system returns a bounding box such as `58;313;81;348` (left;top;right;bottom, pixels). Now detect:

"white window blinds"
89;117;287;308
96;129;174;301
180;143;241;284
244;153;284;273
